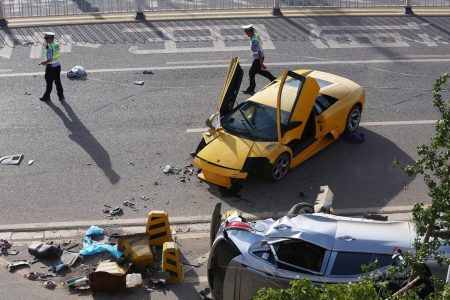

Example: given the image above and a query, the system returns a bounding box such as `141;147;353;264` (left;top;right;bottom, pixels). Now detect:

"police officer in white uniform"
39;32;65;101
242;25;276;95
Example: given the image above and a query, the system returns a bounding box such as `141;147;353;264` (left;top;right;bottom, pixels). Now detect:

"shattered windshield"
221;100;289;141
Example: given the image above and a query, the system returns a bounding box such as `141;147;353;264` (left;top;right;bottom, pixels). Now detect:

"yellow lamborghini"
193;57;365;188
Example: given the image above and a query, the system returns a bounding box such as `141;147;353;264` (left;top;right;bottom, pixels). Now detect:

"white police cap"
43;32;55;38
242;24;254;32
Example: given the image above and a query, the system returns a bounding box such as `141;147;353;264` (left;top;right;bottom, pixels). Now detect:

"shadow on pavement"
207;127;416;217
46;100;120;184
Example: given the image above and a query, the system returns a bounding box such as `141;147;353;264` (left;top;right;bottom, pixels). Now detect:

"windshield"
221;101;290;141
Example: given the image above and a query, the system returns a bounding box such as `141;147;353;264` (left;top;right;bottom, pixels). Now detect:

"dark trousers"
248;58;276;92
43;65;64;99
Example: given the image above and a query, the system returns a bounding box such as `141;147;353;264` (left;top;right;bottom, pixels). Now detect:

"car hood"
197;131;254;170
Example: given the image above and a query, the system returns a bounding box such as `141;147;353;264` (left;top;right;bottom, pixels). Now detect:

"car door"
276;70;320;147
217;57;244;117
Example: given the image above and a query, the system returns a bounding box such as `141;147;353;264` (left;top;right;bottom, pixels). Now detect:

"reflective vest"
250;33;264;57
48;41;61;65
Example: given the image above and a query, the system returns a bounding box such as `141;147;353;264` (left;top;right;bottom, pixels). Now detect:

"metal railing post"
135;0;145;20
405;0;414;14
273;0;282;16
0;0;7;27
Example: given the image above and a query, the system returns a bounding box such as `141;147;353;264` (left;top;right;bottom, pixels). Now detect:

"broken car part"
7;260;31;272
0;154;24;165
28;242;61;259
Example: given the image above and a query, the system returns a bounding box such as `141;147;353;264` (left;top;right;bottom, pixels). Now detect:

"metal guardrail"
0;0;449;19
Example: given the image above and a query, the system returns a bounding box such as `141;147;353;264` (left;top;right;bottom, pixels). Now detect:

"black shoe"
59;96;65;101
242;89;255;95
39;97;50;102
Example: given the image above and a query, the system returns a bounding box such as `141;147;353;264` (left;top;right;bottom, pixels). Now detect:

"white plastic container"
126;273;143;288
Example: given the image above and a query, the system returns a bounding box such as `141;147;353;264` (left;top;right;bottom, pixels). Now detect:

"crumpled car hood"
197;131;253;170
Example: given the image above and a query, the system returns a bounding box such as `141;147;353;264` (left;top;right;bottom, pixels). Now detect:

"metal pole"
135;0;145;20
405;0;413;14
273;0;282;16
0;0;7;27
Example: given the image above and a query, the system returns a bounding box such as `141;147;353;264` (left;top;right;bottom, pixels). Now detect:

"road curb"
3;8;450;28
0;205;414;233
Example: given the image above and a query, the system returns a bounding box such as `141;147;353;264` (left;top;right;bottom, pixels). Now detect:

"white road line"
0;58;449;78
361;120;437;126
187;128;208;133
186;120;438;133
166;59;247;65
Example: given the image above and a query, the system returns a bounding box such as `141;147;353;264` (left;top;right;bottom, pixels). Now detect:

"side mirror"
206;113;220;130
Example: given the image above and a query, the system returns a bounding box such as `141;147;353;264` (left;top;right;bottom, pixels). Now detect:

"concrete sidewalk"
3;7;450;28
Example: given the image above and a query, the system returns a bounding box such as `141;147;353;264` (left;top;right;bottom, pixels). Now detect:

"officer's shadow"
46;100;120;184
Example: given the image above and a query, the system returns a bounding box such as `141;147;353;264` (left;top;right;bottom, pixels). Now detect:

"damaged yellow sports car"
193;57;365;188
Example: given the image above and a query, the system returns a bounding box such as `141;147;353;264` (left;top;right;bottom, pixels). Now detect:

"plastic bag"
67;65;87;79
79;226;123;260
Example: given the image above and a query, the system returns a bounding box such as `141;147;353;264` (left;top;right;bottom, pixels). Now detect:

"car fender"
266;144;293;165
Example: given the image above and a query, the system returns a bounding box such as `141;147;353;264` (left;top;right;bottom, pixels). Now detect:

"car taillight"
225;221;253;231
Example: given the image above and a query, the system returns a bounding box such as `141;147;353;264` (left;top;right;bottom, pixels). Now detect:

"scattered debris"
51;250;80;271
89;271;126;292
43;280;57;289
153;181;159;186
143;70;154;75
126;273;143;288
95;261;128;276
123;199;139;212
163;164;176;174
24;271;39;280
199;287;213;300
28;160;34;165
24;91;32;95
64;276;89;289
134;81;144;85
0;239;12;254
6;249;19;255
103;206;124;219
0;154;24;165
147;279;168;292
178;227;191;233
7;260;31;272
140;195;150;201
28;242;61;259
181;259;200;268
86;163;91;165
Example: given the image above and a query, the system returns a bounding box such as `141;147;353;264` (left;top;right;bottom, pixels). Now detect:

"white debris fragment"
28;160;34;166
134;81;144;86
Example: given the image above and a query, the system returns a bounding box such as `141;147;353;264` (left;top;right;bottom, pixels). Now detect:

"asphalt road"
0;15;449;225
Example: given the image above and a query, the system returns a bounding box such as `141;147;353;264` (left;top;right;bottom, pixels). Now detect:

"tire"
263;152;291;181
287;202;314;217
345;104;362;134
